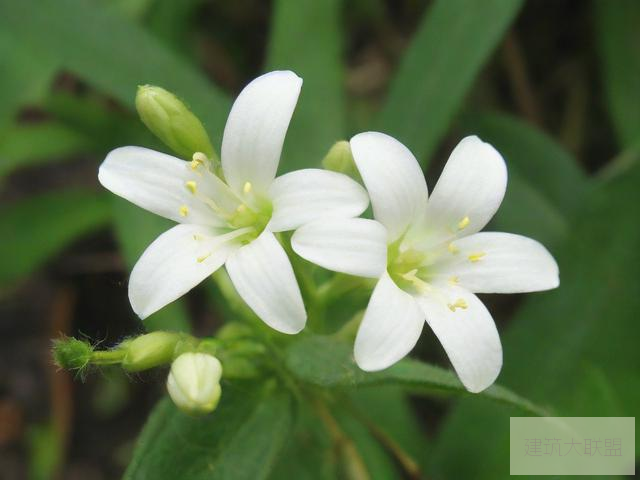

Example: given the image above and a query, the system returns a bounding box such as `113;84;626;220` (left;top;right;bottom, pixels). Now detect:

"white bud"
166;352;222;415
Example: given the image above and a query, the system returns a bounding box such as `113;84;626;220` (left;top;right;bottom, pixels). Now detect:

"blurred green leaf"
0;30;57;129
376;0;523;166
0;0;230;146
269;405;337;480
266;0;345;171
286;335;548;416
0;190;111;289
431;161;640;478
594;0;640;148
0;123;94;179
125;382;293;479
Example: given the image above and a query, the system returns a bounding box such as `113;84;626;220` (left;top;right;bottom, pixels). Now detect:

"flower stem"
90;349;126;365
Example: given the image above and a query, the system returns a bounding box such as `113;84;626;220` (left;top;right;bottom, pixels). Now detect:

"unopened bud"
53;337;93;371
121;331;181;372
167;352;222;415
135;85;216;161
322;141;359;179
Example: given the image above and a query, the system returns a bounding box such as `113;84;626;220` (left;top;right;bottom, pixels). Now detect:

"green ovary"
228;197;273;243
386;243;429;291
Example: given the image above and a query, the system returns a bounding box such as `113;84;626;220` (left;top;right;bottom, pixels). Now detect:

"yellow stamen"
448;275;459;286
400;269;432;293
447;242;459;254
457;216;470;230
243;181;252;194
190;152;208;170
179;205;189;217
468;252;486;262
447;298;468;312
196;252;211;263
185;180;197;194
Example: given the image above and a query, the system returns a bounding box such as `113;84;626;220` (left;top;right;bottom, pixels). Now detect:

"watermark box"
510;417;635;475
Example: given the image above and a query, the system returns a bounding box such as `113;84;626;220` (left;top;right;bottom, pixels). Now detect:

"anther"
448;275;459;286
190;152;209;171
457;216;470;230
185;181;197;194
447;298;468;312
243;182;252;194
179;205;189;217
468;252;486;262
447;243;459;254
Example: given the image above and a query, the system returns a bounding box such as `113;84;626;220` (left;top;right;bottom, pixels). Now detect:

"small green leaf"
0;190;111;288
266;0;345;171
286;335;548;416
376;0;523;166
594;0;640;148
125;382;293;480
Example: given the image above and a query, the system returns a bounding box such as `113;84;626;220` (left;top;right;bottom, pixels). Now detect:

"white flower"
99;71;368;334
167;352;222;415
292;132;559;392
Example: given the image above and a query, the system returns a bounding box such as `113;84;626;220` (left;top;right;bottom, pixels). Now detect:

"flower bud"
167;352;222;415
121;331;181;372
322;140;359;179
135;85;215;161
53;337;93;371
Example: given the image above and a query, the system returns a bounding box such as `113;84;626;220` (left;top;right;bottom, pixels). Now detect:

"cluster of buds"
52;327;263;416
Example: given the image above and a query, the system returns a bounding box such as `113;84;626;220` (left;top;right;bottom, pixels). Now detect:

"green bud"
167;352;222;415
216;322;253;341
52;337;93;371
135;85;216;161
121;331;182;372
322;140;360;180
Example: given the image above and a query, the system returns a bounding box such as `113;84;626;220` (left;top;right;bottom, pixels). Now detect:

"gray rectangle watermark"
510;417;635;475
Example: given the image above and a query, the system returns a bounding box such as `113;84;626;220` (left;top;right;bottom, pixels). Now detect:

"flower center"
227;183;272;242
387;242;430;293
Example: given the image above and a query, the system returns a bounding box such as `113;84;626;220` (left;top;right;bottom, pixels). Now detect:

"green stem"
90;349;126;365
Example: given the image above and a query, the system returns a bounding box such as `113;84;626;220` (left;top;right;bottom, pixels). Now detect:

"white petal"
225;230;306;334
423;136;507;243
354;272;425;371
291;218;387;278
268;169;369;232
350;132;428;242
99;146;238;226
221;71;302;195
129;224;246;319
443;232;559;293
416;286;502;393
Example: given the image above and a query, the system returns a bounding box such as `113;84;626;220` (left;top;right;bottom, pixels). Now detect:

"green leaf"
0;190;111;288
266;0;345;171
594;0;640;148
286;335;548;416
0;0;231;147
0;122;94;179
431;161;640;478
376;0;523;166
0;29;57;129
125;382;293;480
